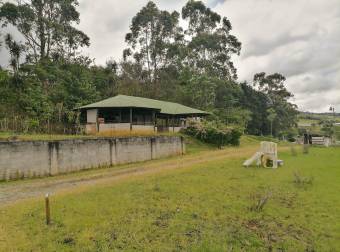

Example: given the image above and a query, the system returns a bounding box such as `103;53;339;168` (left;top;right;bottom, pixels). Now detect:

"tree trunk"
145;29;151;83
37;1;46;60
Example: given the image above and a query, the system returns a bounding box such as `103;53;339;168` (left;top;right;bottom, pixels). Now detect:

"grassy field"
298;112;340;141
299;112;340;123
0;139;340;251
0;131;180;141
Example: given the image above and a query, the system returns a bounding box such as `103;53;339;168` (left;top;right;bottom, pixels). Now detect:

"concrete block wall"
0;136;185;181
98;123;131;132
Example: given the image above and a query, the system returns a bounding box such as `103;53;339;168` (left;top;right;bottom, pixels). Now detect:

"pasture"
0;138;339;251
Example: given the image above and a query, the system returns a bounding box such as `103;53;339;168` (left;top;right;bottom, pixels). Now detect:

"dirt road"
0;146;258;206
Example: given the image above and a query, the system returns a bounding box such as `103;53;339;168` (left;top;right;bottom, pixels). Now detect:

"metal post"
45;193;50;225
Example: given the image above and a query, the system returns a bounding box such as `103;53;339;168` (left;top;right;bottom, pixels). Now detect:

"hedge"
183;121;242;147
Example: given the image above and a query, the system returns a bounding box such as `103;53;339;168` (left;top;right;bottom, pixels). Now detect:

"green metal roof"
79;95;210;115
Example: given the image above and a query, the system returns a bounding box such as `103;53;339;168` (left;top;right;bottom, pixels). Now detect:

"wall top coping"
0;135;183;145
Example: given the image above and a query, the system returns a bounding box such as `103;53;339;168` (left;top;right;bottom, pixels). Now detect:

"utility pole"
329;106;335;119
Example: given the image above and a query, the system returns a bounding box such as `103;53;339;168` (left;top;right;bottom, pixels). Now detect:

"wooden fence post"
45;193;51;225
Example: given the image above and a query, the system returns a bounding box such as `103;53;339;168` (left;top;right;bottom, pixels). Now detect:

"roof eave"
76;106;161;111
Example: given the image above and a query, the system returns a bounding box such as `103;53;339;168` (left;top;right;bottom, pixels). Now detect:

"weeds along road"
0;145;263;206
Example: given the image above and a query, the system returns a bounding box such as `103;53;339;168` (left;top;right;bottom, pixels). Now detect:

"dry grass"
94;129;182;138
0;129;179;141
293;172;314;187
249;191;272;212
93;129;158;137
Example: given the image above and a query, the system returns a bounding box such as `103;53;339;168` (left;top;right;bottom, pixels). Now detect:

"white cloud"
215;0;340;112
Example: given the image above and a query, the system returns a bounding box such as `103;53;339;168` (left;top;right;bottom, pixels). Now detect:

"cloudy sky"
1;0;339;112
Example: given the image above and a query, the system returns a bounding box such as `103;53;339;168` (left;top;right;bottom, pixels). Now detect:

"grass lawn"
0;132;91;141
0;142;340;251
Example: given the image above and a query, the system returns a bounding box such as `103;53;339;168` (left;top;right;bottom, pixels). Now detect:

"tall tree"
182;0;241;80
267;108;277;136
4;33;24;73
90;59;118;99
0;0;90;62
123;1;183;85
253;72;292;100
253;72;298;136
239;82;269;135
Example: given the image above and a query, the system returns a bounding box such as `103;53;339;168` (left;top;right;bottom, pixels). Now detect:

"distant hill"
298;112;340;139
299;111;340;123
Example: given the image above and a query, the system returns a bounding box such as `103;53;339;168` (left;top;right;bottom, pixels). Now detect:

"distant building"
78;95;210;134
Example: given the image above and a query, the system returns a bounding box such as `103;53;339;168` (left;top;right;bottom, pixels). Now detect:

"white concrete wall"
132;125;155;132
115;137;153;164
98;123;155;133
0;136;185;181
56;139;112;173
87;109;98;123
90;122;182;134
85;124;97;134
99;123;131;132
0;141;51;180
154;136;184;158
168;126;182;133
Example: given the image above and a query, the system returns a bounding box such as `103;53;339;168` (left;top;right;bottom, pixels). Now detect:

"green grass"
0;132;90;141
1;145;340;251
297;118;319;126
183;135;216;154
334;126;340;141
299;112;340;122
298;112;340;137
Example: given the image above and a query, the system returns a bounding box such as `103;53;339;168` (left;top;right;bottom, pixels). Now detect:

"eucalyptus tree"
267;108;277;136
181;0;241;80
253;72;292;100
253;72;298;136
4;33;24;73
0;0;90;62
123;1;183;84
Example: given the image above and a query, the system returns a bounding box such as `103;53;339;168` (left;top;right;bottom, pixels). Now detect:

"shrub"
183;120;242;147
293;172;314;187
249;191;272;212
27;119;40;133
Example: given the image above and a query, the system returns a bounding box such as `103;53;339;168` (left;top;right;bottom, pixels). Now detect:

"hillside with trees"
0;0;298;137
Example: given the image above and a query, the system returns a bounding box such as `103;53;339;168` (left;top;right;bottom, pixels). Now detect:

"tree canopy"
0;0;90;62
0;0;298;136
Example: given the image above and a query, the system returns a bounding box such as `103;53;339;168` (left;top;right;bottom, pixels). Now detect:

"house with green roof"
78;95;210;134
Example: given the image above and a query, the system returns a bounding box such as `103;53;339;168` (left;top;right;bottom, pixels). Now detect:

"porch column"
130;108;133;131
152;111;156;132
166;116;169;131
86;109;98;133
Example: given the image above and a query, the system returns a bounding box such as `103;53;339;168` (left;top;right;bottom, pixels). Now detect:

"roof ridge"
79;95;210;115
117;94;180;105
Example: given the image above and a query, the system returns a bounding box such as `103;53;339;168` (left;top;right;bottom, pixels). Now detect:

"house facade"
78;95;209;134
